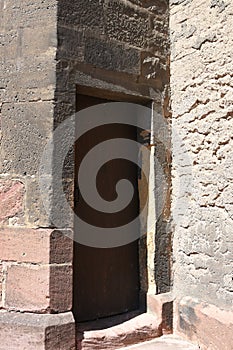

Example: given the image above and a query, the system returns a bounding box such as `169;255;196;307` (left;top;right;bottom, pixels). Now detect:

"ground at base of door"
119;336;200;350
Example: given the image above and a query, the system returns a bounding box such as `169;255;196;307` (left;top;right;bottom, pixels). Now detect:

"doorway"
73;94;141;322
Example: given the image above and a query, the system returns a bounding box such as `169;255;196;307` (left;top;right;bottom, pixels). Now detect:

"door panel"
73;94;140;322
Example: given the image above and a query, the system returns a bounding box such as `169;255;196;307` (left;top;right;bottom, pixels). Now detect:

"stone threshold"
76;311;163;350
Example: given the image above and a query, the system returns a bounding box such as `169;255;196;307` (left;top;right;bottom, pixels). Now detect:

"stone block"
22;25;57;57
3;0;57;31
1;102;53;175
54;64;76;94
5;264;72;312
0;26;56;64
176;297;233;350
0;312;75;350
57;26;84;62
154;219;172;294
54;97;76;124
104;0;150;48
25;177;52;227
0;58;55;102
25;177;74;229
147;293;173;334
58;0;104;31
0;179;25;226
84;36;141;75
49;230;73;264
4;56;56;100
0;228;73;264
0;30;19;61
50;265;73;312
5;265;50;311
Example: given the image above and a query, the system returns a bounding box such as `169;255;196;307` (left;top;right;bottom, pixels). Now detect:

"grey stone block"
3;0;57;30
25;177;52;228
3;55;56;101
104;0;150;48
22;25;57;57
25;176;74;229
0;30;19;61
58;0;104;31
1;102;53;175
84;36;141;75
57;26;84;61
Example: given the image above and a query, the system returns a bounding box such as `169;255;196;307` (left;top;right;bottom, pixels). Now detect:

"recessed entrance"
73;93;147;322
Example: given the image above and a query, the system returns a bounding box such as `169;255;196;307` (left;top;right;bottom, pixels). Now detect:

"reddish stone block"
5;264;72;313
0;228;73;264
176;297;233;350
0;179;25;226
5;265;50;311
50;265;73;312
0;311;75;350
147;293;173;334
0;228;51;264
50;230;73;264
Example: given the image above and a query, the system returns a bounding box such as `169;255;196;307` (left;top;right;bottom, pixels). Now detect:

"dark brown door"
73;94;140;322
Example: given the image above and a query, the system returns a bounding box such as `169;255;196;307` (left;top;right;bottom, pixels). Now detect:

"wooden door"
73;94;140;322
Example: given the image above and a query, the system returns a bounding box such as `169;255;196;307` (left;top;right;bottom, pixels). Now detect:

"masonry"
170;0;233;348
0;0;232;349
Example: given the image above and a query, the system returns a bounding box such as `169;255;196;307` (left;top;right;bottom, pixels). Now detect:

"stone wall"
0;1;75;348
170;0;233;346
0;0;170;348
1;0;232;348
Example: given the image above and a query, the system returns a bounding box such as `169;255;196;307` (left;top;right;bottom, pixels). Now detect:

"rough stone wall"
0;1;75;347
57;0;169;93
0;0;170;345
0;0;58;226
1;0;232;347
170;0;233;309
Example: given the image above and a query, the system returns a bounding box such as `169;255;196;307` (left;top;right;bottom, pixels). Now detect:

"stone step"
119;336;200;350
76;312;163;350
